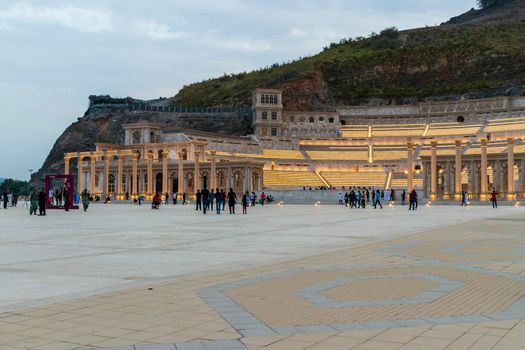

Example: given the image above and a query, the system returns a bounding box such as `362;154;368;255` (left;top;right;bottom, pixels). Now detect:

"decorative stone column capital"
480;138;488;146
455;140;462;148
507;138;515;147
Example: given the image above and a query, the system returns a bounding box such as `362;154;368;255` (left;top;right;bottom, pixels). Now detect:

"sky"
0;0;476;180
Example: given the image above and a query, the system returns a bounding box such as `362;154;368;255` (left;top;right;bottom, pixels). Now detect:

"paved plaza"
1;203;525;349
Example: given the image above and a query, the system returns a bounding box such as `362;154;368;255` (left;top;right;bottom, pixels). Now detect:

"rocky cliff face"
447;0;525;25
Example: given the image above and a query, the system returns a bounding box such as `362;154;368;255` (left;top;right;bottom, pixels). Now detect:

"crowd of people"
5;184;505;216
337;187;420;210
148;187;274;215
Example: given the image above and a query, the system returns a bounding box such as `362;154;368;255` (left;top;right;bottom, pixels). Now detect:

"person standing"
81;189;90;212
490;188;498;208
165;192;169;205
221;189;226;210
2;189;7;209
401;190;406;206
182;192;187;205
63;187;70;212
409;189;418;211
216;189;222;214
242;191;249;214
195;190;202;211
338;192;343;205
201;186;210;215
29;190;38;215
172;192;177;205
38;189;46;216
227;188;237;214
209;189;215;211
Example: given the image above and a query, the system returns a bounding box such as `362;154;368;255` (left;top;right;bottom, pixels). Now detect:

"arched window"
319;117;325;122
289;115;295;123
271;128;278;136
271;112;278;120
328;117;334;123
261;127;268;137
340;120;346;126
309;117;315;123
262;111;268;120
181;149;188;160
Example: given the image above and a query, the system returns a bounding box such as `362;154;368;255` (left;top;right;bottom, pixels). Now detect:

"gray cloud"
0;0;475;179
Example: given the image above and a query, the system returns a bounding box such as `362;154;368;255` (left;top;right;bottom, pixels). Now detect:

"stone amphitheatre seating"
320;171;388;188
390;172;424;189
263;170;325;188
425;123;482;136
485;117;525;133
371;125;426;137
306;150;369;161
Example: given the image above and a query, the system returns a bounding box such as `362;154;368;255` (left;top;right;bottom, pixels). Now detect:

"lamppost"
28;169;33;180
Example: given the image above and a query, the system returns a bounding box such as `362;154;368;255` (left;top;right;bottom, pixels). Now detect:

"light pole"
28;169;33;180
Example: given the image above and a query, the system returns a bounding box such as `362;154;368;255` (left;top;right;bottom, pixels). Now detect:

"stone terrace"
0;204;524;349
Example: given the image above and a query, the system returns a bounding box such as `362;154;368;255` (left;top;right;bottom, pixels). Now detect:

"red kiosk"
44;174;79;210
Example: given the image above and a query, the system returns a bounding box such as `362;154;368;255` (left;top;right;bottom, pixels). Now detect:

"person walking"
202;186;210;214
165;193;169;205
374;189;383;209
242;191;249;214
81;189;90;212
195;190;202;211
182;192;186;205
401;190;406;206
227;188;237;214
338;192;343;205
172;192;177;205
38;189;46;216
490;188;499;208
461;191;468;206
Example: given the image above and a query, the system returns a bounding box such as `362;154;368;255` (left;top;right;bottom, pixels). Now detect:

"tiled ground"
1;207;525;349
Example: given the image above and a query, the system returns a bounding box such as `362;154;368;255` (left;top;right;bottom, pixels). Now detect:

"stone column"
64;156;71;175
480;138;488;201
104;156;110;195
243;167;250;193
468;160;475;195
147;153;153;195
521;159;525;198
430;141;437;200
77;156;84;192
443;161;450;199
407;141;414;192
90;156;96;194
194;151;201;194
162;151;168;196
454;140;462;201
117;156;124;196
507;138;515;200
132;156;138;196
422;161;429;198
177;152;184;197
227;167;232;190
493;160;500;193
210;151;217;190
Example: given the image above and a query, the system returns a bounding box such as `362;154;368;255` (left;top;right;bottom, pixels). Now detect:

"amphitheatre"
61;90;525;203
2;1;525;349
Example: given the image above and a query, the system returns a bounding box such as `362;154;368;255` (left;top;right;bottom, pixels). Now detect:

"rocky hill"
34;1;525;181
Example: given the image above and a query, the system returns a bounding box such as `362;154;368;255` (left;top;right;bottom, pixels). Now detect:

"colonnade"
418;138;523;201
64;150;262;199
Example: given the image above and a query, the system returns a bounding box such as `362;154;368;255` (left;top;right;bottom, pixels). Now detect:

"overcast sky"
0;0;475;180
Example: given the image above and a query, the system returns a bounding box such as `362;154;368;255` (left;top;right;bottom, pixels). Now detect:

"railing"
129;104;251;114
